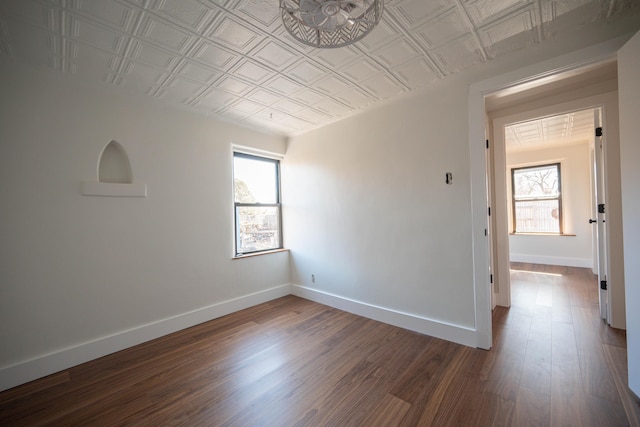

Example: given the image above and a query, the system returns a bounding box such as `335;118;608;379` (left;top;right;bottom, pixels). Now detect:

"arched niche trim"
81;140;146;197
98;140;132;184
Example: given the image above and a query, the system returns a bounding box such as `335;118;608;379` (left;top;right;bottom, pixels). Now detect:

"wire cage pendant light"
280;0;384;48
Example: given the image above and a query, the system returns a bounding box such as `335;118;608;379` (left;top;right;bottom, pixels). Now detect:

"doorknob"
589;219;597;224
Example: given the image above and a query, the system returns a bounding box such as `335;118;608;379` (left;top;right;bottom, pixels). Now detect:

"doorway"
489;106;607;319
482;62;626;332
468;47;628;350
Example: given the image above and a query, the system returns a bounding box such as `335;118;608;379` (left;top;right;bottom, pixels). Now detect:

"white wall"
506;142;594;267
2;19;638;391
284;32;639;349
0;57;289;391
283;79;478;340
618;30;640;397
284;47;614;340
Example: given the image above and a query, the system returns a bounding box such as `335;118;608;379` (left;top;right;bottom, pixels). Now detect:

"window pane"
513;164;559;199
234;155;278;204
236;206;280;254
514;200;560;233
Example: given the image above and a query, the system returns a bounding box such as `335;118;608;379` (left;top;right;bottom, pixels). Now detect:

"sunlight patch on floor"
510;269;563;277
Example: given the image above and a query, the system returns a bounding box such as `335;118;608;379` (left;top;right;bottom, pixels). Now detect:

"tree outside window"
511;163;563;234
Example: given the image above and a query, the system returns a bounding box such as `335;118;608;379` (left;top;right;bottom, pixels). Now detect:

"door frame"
618;29;640;397
489;102;609;313
593;109;609;321
468;37;628;349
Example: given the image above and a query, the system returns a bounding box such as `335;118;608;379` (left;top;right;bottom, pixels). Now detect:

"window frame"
510;162;563;234
233;151;283;257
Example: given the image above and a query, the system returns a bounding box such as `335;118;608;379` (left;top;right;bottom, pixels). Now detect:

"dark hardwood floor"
1;263;639;426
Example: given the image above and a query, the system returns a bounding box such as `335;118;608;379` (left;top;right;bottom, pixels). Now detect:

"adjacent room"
1;0;639;424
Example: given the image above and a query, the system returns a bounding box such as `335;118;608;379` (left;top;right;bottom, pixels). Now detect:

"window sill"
509;233;576;237
232;248;289;260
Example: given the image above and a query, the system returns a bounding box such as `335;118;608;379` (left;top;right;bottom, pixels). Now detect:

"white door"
618;31;640;398
592;109;608;321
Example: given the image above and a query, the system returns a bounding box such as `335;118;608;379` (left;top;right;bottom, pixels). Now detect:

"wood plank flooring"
1;263;639;426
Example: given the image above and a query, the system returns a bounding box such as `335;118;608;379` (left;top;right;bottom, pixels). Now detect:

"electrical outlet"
311;274;315;283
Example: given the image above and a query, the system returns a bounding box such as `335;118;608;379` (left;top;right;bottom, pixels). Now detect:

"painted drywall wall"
2;20;637;390
618;30;640;397
0;57;289;390
283;78;477;331
280;86;467;336
506;143;593;267
284;29;640;347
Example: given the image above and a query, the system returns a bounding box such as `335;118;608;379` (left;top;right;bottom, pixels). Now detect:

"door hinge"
488;207;491;216
595;127;603;137
486;139;489;149
598;204;605;214
490;274;494;284
600;280;607;290
484;228;488;236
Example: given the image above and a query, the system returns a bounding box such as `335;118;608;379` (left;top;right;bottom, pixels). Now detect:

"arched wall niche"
81;139;147;197
98;140;132;184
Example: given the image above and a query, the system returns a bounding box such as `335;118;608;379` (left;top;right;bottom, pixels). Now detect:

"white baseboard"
1;283;481;392
509;254;593;268
290;285;477;348
0;284;291;392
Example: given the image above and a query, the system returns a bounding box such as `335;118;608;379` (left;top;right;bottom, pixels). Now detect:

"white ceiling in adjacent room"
505;108;596;151
0;0;638;136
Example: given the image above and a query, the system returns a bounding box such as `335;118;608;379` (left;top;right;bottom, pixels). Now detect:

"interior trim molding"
1;283;480;392
0;284;292;392
291;285;477;348
468;35;629;350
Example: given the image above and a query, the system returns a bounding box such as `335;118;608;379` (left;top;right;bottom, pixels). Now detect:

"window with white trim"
511;163;563;234
233;152;282;256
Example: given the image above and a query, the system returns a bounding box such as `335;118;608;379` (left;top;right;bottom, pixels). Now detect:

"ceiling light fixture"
280;0;383;48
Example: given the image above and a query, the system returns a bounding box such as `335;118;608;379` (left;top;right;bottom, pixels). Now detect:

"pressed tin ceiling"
505;108;596;152
0;1;639;136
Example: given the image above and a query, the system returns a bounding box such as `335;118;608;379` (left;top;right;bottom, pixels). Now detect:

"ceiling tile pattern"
0;0;638;136
505;108;595;151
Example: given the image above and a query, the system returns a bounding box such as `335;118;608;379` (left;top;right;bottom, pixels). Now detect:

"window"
511;163;562;234
233;152;282;256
